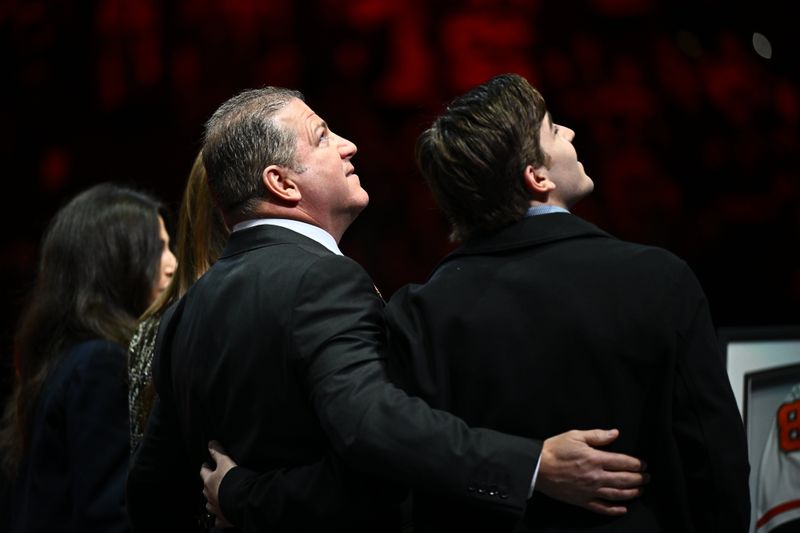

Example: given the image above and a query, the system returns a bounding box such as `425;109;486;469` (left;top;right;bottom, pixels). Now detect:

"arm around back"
293;254;540;516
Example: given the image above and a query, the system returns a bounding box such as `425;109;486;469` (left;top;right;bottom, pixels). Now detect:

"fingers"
200;463;213;482
575;429;648;473
539;428;651;515
208;440;227;454
591;448;645;473
596;486;643;501
585;499;628;516
208;444;220;461
590;470;649;502
579;428;619;447
596;471;648;491
208;440;237;469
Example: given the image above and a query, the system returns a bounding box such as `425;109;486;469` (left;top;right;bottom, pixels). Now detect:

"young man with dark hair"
385;73;750;531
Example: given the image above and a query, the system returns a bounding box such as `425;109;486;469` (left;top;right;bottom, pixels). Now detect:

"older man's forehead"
277;100;325;131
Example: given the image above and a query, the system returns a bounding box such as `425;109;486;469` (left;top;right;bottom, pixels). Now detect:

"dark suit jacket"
127;224;539;532
385;213;750;533
9;339;130;533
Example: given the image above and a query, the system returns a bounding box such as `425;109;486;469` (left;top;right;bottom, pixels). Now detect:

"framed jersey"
720;326;800;533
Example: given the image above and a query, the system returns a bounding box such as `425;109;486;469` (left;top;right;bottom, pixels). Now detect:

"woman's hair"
142;151;228;320
0;183;165;474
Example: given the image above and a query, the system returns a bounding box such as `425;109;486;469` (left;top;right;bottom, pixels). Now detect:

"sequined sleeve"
127;315;162;451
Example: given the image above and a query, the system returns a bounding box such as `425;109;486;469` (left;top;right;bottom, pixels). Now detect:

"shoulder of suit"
303;250;372;280
612;240;688;269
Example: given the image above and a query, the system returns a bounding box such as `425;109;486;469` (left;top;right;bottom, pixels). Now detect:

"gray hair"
202;87;304;219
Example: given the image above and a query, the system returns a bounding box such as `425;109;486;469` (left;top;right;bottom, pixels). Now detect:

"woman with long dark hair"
0;183;176;532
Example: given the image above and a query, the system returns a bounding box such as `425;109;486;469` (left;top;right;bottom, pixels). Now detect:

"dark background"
1;0;798;396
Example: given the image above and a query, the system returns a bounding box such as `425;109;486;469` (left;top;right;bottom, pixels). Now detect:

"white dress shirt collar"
231;218;343;256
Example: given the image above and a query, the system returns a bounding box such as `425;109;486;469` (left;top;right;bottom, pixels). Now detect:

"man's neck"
228;201;347;243
528;199;568;210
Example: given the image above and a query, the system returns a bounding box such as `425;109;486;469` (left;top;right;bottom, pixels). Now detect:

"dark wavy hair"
0;183;165;474
416;73;549;242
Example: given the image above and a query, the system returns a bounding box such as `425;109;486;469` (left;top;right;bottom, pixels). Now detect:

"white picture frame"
719;326;800;533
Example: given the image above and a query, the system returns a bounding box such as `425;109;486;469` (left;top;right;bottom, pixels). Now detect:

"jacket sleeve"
66;341;130;533
671;263;751;532
290;254;540;517
218;452;406;532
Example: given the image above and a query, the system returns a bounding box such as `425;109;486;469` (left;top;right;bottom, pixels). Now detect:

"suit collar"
444;213;612;260
220;224;332;259
232;218;342;255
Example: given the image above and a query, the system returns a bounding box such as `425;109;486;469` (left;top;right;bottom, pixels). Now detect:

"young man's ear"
523;164;556;197
263;165;301;203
